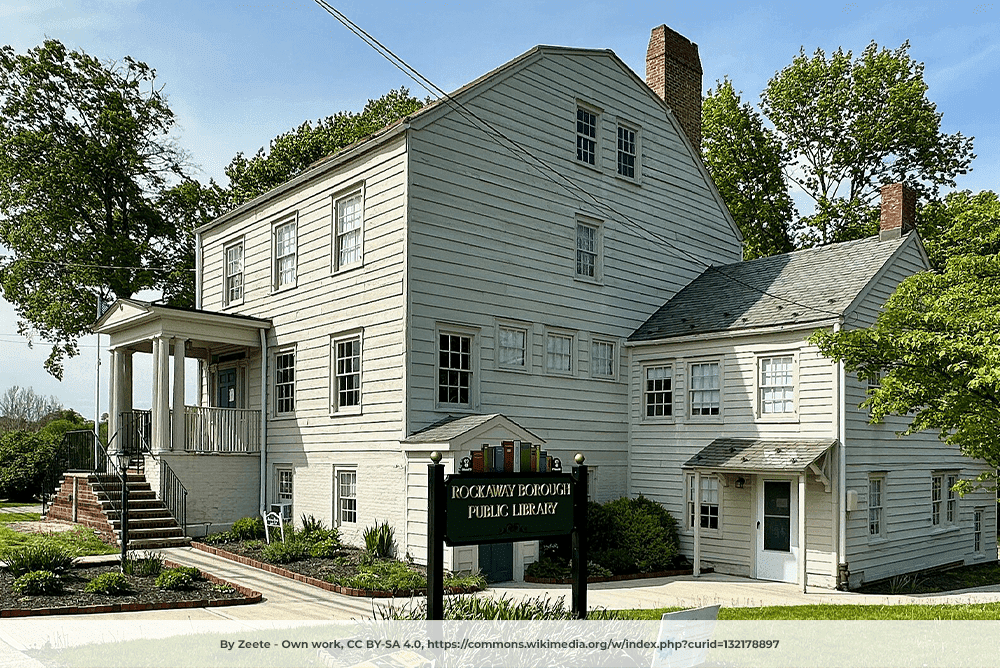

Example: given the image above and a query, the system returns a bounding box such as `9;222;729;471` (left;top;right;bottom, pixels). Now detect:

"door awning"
683;438;836;474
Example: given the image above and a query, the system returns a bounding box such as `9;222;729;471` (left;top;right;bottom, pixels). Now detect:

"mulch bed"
0;558;261;617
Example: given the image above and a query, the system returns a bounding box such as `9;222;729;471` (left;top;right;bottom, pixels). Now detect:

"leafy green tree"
918;190;1000;269
702;79;797;259
761;41;974;245
0;40;190;379
225;88;424;207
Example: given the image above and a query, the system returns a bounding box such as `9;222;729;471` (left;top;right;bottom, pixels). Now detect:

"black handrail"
57;429;126;542
159;459;188;535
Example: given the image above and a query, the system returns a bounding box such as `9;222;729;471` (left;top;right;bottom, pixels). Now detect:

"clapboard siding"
405;49;740;477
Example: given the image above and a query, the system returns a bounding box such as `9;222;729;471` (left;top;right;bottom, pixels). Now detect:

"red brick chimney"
646;25;703;153
879;183;917;241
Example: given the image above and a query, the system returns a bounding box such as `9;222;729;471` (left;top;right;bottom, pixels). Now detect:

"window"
275;467;293;513
932;472;959;526
689;362;720;416
497;325;527;370
617;124;636;178
591;339;616;379
335;191;363;271
275;348;295;415
644;365;673;417
273;219;297;290
576;221;599;279
545;332;573;374
975;508;984;552
224;240;244;306
333;335;361;412
868;475;884;537
931;474;942;526
576;106;597;165
687;475;719;530
759;355;794;415
438;332;472;405
946;473;958;523
338;469;357;524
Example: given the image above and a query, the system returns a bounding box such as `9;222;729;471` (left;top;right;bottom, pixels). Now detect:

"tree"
702;79;797;259
918;190;1000;270
0;386;63;433
225;88;424;208
760;41;974;245
0;40;190;379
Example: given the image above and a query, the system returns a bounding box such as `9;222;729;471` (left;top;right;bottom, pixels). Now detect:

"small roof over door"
402;414;545;453
684;437;836;474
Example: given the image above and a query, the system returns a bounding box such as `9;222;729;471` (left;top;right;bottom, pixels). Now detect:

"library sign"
445;474;574;545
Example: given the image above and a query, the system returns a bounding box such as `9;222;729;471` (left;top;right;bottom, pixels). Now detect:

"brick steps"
45;472;190;549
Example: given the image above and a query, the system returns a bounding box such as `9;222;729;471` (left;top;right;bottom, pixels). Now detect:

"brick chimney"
879;183;917;241
646;25;703;153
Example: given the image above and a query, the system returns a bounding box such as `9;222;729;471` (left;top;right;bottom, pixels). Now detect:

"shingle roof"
629;233;912;342
683;437;836;472
402;414;543;444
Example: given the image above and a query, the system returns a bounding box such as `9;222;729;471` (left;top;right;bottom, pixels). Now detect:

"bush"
230;516;265;540
331;559;425;593
385;594;581;621
597;495;679;573
0;543;76;576
155;568;195;590
0;430;63;501
364;520;395;558
592;547;637;575
299;514;326;536
123;551;164;577
261;537;311;564
309;537;342;558
12;570;62;596
85;572;132;595
524;555;612;580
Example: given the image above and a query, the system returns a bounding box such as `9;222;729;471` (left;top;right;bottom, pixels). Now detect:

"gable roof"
402;413;545;445
629;233;917;342
683;437;836;473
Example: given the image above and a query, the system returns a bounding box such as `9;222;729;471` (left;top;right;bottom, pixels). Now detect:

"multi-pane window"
946;473;958;523
975;509;983;552
334;336;361;411
576;107;597;165
335;192;363;270
224;241;243;306
275;349;295;414
931;474;942;526
591;339;615;379
338;470;357;524
274;220;297;289
688;475;719;530
576;222;598;278
869;475;884;537
644;365;672;417
759;355;794;415
497;326;526;369
277;468;293;505
617;125;636;178
545;333;573;373
438;333;472;405
689;362;720;416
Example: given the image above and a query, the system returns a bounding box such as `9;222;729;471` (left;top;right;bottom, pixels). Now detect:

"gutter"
195;231;203;310
834;319;848;588
259;327;268;516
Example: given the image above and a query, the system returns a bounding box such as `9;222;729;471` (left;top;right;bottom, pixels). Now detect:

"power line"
312;2;843;318
0;256;194;273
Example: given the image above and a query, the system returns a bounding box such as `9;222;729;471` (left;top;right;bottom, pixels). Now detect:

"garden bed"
0;557;261;617
524;566;709;585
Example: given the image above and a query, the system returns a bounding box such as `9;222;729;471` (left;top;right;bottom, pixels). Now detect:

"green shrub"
0;543;77;576
299;514;327;536
122;551;164;577
85;572;132;595
592;547;637;574
525;555;612;580
385;594;581;620
444;570;487;592
309;537;342;558
230;516;265;540
261;538;311;564
364;520;395;558
0;430;63;501
155;568;195;590
12;570;62;596
599;495;679;573
331;559;425;593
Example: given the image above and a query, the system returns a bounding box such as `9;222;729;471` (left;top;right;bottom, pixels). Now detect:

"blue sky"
1;0;998;419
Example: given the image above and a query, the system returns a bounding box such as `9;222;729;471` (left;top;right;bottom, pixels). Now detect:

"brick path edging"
0;559;262;618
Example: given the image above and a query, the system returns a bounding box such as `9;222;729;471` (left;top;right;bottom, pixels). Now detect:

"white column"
153;336;170;453
122;351;133;414
196;360;204;407
693;470;701;577
799;473;807;593
171;338;186;451
108;349;119;444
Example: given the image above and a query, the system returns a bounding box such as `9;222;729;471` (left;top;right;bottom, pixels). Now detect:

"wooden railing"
184;406;260;453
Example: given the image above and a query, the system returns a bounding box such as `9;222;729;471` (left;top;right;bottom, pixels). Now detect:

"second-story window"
759;354;794;416
545;332;573;374
576;106;597;165
576;222;598;279
439;332;472;405
689;362;720;416
274;219;297;290
617;124;636;178
275;348;295;415
224;240;244;306
335;191;363;271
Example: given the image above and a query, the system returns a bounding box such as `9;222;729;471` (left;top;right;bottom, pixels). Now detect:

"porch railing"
184;406;260;453
117;410;151;473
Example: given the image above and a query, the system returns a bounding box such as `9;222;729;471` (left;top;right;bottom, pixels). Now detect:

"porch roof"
93;298;271;356
683;437;836;473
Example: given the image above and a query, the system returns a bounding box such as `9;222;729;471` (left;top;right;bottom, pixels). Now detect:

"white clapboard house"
90;25;994;588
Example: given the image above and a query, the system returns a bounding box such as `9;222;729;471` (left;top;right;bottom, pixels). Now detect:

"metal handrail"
128;423;189;537
58;429;125;536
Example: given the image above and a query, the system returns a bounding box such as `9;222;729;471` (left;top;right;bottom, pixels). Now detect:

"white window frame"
688;360;721;418
223;238;244;308
545;330;575;376
575;219;601;281
757;353;797;419
868;473;885;539
946;472;958;524
333;187;364;273
590;337;617;380
616;121;639;180
686;473;720;532
274;346;295;416
274;465;293;513
643;363;674;420
496;322;529;372
575;103;599;167
974;508;984;553
336;468;357;525
436;326;477;409
272;216;298;291
331;331;362;415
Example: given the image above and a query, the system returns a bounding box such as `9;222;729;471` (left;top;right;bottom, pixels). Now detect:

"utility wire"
312;1;843;318
0;256;194;273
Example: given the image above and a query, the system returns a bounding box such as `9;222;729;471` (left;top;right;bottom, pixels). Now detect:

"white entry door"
755;479;798;583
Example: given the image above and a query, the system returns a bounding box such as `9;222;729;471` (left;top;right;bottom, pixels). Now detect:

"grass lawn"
0;512;118;557
613;603;1000;620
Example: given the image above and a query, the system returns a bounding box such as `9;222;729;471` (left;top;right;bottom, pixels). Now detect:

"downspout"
195;231;203;310
835;319;848;588
259;328;268;517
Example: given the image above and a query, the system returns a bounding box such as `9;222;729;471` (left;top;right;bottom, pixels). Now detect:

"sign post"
426;450;588;619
